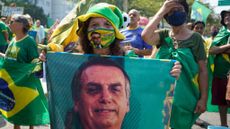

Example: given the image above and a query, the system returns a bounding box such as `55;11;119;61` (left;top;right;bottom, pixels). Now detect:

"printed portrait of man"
66;57;130;129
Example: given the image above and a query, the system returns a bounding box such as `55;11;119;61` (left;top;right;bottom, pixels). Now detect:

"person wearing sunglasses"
2;14;49;129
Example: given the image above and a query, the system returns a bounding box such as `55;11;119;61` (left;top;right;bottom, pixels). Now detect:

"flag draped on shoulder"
0;58;49;125
208;26;230;78
206;26;230;112
210;26;230;77
191;1;212;23
156;37;201;129
43;0;94;52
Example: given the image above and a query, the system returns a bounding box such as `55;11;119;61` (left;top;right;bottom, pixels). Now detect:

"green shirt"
5;35;39;63
158;29;206;62
0;21;8;46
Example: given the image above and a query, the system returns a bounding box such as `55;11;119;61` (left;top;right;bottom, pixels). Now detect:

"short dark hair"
192;21;205;30
220;9;230;26
71;57;130;102
178;0;189;15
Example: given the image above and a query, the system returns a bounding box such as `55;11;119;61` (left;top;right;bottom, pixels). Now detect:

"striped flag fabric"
0;58;49;125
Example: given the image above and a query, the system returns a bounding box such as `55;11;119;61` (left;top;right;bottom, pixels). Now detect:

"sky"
203;0;230;14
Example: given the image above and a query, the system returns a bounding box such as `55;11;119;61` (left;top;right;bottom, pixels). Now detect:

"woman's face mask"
87;28;115;48
166;11;187;26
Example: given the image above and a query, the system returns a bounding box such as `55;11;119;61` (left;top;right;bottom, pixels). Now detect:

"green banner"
46;53;176;129
191;1;212;23
0;58;49;125
218;0;230;6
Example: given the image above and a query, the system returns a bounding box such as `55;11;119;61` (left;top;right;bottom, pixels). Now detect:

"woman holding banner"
62;2;182;128
75;3;181;77
142;0;208;129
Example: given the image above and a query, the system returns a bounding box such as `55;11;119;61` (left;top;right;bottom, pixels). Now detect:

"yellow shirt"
204;37;213;57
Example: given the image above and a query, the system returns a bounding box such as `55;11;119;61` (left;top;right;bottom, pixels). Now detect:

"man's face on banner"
75;65;129;129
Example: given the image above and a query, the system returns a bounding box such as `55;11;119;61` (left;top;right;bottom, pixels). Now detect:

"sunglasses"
10;19;23;25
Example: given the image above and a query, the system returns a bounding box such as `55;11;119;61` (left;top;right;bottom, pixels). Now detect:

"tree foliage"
1;0;47;25
127;0;194;17
128;0;163;17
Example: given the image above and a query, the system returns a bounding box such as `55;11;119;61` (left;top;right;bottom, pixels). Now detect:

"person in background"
192;21;211;58
139;16;149;27
209;9;230;127
120;9;152;57
35;19;45;44
210;25;219;40
0;17;9;53
142;0;208;128
206;25;219;44
25;14;38;43
193;21;219;128
192;21;205;37
0;14;49;129
1;16;13;43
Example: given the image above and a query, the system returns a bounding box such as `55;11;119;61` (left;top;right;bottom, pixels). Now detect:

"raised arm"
142;0;180;45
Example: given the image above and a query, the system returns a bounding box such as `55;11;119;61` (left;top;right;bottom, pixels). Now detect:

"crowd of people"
0;0;229;129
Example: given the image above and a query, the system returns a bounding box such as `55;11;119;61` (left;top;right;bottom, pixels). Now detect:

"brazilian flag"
156;37;202;129
207;26;230;112
0;58;50;125
191;1;212;23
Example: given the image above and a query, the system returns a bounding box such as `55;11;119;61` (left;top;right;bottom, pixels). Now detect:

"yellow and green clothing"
204;37;213;57
5;35;38;63
211;26;230;78
2;35;50;125
156;29;206;129
0;21;8;47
